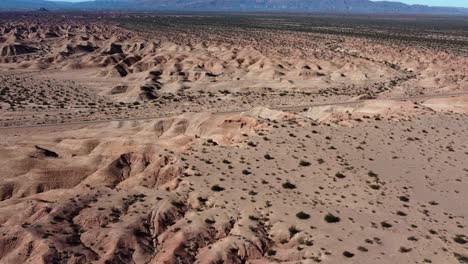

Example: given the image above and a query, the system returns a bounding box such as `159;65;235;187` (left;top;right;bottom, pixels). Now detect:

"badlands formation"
0;13;467;264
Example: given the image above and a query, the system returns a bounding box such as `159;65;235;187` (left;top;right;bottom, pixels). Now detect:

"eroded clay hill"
0;21;403;103
0;97;467;263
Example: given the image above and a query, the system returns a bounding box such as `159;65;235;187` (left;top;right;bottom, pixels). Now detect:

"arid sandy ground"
0;13;467;264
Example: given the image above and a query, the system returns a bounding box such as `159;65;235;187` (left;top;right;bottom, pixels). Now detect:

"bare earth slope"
0;13;467;264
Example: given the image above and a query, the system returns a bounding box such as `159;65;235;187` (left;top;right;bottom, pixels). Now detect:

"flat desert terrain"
0;12;467;264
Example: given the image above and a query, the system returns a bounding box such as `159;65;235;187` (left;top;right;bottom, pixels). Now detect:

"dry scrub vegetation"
0;12;467;264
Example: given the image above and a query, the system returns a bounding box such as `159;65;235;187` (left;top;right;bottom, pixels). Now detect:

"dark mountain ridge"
1;0;467;15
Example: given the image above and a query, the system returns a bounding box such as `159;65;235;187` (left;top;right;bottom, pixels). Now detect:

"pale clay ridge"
302;96;468;125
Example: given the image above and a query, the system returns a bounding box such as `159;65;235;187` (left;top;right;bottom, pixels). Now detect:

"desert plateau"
0;11;467;264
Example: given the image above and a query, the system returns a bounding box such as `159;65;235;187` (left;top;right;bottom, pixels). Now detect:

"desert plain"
0;12;467;264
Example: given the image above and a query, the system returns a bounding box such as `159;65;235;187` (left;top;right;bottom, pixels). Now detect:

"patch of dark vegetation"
335;172;346;179
455;253;468;263
357;246;368;252
117;14;468;50
211;185;225;192
399;247;412;253
282;182;296;189
296;211;310;220
454;234;467;244
399;196;410;202
289;226;301;238
324;213;340;223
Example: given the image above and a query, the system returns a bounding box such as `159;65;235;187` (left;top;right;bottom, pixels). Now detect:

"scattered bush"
324;213;340;223
381;221;393;228
289;226;300;238
335;172;346;179
399;247;412;253
282;182;296;189
357;246;368;252
454;235;467;244
296;211;310;220
399;196;410;202
211;185;225;192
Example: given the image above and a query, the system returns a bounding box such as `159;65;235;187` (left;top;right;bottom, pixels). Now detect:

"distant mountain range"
1;0;467;15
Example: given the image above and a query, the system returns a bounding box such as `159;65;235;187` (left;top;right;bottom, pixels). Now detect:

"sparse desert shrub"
399;196;410;202
399;247;412;253
357;246;368;252
324;213;340;223
242;169;252;175
454;253;468;263
289;226;300;238
381;221;393;228
205;218;216;224
454;234;467;244
247;141;257;147
299;160;311;167
211;185;225;192
248;190;258;195
335;172;346;179
296;211;310;220
248;215;259;221
282;182;296;189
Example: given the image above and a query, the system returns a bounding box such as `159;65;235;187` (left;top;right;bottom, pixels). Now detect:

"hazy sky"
372;0;468;8
53;0;468;8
